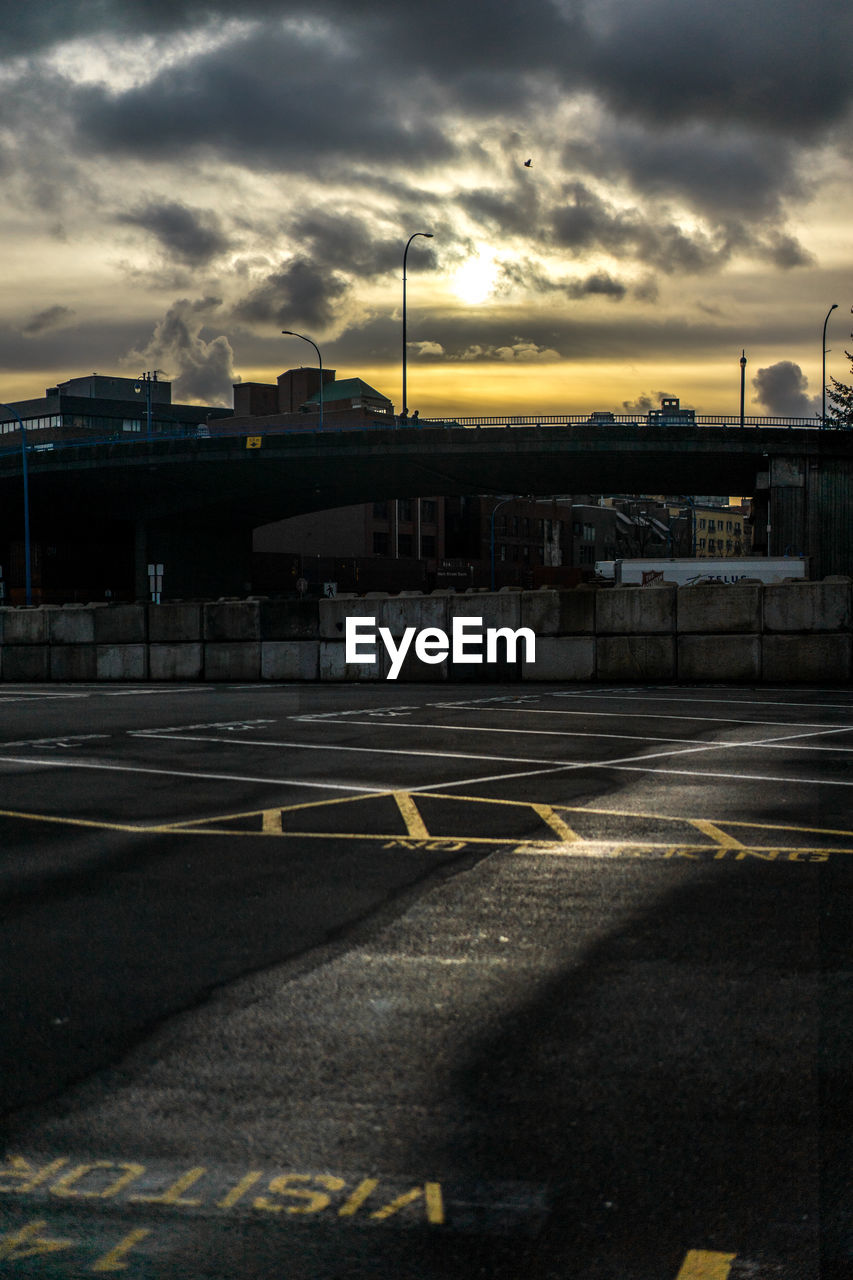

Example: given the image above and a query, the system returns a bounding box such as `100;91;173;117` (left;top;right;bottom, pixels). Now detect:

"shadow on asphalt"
440;858;852;1278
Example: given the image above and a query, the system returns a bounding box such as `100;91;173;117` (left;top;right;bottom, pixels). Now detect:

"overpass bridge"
1;417;851;598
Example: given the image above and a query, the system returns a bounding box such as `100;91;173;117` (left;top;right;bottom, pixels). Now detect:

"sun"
452;255;499;305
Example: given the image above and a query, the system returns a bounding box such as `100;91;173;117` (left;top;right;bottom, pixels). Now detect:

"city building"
0;373;233;444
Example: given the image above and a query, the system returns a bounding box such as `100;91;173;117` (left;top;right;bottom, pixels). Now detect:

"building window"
699;518;706;530
580;545;595;564
422;500;437;522
583;523;595;541
122;419;141;432
398;499;412;522
373;532;389;555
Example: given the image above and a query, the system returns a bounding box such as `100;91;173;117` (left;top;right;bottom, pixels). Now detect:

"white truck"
596;557;809;586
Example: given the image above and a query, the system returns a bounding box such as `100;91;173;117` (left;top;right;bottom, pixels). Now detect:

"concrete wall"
1;579;850;683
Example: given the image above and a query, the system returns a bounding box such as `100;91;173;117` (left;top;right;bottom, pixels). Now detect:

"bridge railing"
0;412;842;461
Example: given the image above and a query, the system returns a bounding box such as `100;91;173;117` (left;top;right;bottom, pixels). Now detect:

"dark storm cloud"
563;124;802;222
4;0;849;248
73;25;455;172
117;201;231;266
233;259;350;332
288;213;416;280
566;271;627;301
21;305;76;336
550;183;731;274
752;361;821;418
578;0;853;138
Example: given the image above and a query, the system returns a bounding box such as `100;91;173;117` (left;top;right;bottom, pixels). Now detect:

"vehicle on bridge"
646;396;696;426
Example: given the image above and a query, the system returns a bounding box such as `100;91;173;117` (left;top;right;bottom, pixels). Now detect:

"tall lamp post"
822;304;838;428
402;232;433;420
739;350;747;428
1;403;32;605
282;330;324;429
490;496;513;591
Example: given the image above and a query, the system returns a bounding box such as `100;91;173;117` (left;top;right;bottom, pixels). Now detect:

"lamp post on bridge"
739;350;747;429
402;232;433;421
490;496;514;591
282;330;324;429
822;304;838;428
1;402;32;605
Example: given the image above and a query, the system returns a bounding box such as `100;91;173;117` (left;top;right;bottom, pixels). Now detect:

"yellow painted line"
261;809;284;834
531;803;580;842
674;1249;737;1279
393;792;430;839
688;819;747;849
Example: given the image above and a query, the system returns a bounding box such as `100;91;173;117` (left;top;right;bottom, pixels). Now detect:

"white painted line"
551;690;853;712
0;755;386;794
273;716;853;754
486;704;853;732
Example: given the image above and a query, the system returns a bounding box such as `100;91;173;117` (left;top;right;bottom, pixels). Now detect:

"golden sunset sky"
1;1;851;419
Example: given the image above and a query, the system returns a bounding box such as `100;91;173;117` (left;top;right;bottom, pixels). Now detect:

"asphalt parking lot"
0;681;851;1279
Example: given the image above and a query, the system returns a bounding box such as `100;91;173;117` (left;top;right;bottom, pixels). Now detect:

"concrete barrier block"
596;635;676;680
204;642;262;680
379;594;449;637
763;581;852;633
450;592;522;629
204;600;261;642
523;636;595;681
1;645;50;681
762;634;852;682
0;608;49;644
319;596;381;640
50;644;97;680
96;644;148;680
521;588;596;636
259;599;320;640
678;634;761;681
261;641;320;681
148;603;203;642
49;607;96;645
94;605;147;644
677;584;762;635
319;640;388;681
595;585;677;635
149;643;203;680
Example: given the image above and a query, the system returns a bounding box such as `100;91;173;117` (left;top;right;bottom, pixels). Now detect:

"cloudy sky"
1;0;851;417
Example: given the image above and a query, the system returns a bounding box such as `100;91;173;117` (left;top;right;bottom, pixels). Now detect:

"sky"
1;0;851;419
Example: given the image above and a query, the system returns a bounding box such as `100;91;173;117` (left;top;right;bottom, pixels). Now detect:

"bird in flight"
524;158;533;167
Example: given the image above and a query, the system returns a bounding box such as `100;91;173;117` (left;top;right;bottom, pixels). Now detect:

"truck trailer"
596;558;808;586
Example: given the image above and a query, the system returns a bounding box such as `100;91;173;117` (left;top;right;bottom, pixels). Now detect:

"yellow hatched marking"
675;1249;737;1280
531;804;579;842
393;792;430;839
688;819;747;849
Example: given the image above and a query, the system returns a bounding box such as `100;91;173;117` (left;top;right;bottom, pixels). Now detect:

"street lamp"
282;330;324;429
822;304;838;428
490;496;513;590
402;232;433;420
739;350;747;429
1;402;32;605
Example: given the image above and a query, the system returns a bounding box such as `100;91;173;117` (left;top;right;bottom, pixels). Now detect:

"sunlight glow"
451;255;499;305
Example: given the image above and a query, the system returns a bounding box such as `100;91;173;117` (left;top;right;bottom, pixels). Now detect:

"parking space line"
674;1249;737;1279
530;804;580;842
394;792;430;839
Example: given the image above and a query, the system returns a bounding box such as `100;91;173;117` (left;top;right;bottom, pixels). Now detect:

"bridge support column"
765;455;853;578
134;517;254;601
